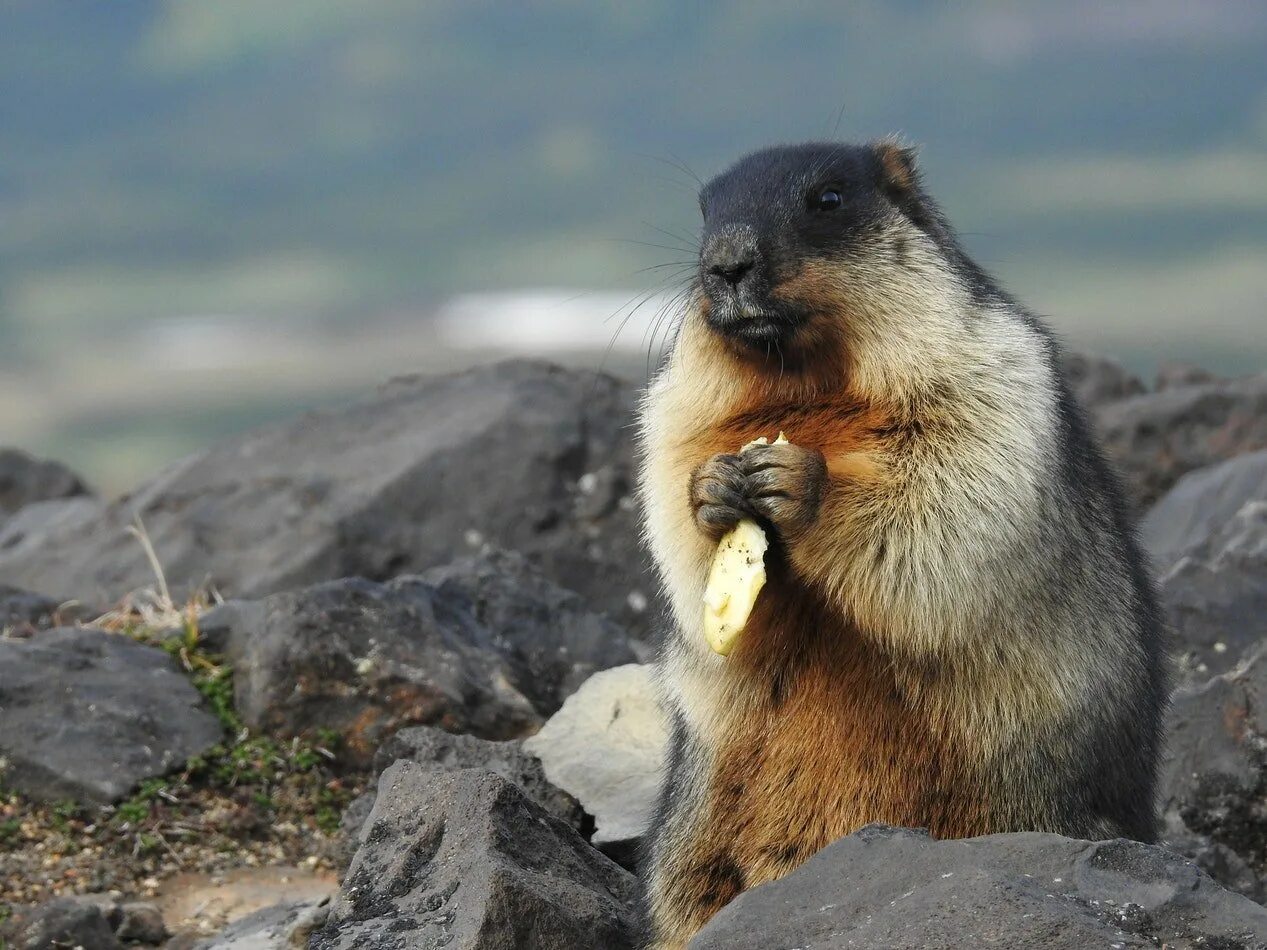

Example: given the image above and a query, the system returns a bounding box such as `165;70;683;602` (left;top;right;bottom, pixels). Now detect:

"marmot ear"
872;137;919;195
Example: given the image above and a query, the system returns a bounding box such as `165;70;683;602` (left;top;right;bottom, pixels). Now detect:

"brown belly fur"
665;576;995;936
659;397;998;939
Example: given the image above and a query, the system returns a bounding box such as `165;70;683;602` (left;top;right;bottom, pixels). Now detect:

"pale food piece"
702;519;770;656
702;432;787;656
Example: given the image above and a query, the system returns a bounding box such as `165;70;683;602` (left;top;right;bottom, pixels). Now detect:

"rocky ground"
2;355;1267;948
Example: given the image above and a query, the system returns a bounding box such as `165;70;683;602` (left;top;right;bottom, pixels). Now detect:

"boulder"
0;584;61;633
0;628;223;804
178;598;261;655
334;792;378;870
339;726;584;867
220;551;639;766
0;496;102;562
421;547;639;714
0;361;657;636
310;763;639;950
689;824;1267;950
1155;361;1222;391
1159;500;1267;679
0;448;91;518
112;902;169;944
196;898;328;949
1162;643;1267;901
368;725;582;825
223;576;541;766
524;664;668;864
2;895;167;949
1060;351;1145;409
1134;451;1267;678
1095;373;1267;510
6;897;121;950
1142;450;1267;570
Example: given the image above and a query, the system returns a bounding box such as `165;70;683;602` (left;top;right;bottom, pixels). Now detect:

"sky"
2;1;1265;490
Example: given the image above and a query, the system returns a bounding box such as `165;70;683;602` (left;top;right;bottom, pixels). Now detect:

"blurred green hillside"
2;1;1266;489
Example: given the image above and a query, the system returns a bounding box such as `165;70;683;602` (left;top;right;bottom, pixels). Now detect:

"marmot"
636;140;1168;949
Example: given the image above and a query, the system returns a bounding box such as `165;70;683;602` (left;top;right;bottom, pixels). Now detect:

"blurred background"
3;1;1266;494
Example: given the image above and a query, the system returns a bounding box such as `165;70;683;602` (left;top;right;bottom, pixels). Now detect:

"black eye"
816;188;843;211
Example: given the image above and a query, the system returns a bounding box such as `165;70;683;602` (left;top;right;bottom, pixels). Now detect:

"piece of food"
702;432;787;656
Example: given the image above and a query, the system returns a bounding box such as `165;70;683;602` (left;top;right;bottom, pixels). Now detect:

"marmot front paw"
689;442;826;542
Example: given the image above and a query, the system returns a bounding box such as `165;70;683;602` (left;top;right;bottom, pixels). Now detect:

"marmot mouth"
704;296;806;349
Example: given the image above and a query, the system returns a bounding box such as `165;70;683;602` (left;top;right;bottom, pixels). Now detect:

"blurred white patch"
434;289;683;353
140;315;269;371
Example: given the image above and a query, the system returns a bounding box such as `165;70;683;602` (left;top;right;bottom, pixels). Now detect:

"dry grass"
91;516;222;636
0;516;364;919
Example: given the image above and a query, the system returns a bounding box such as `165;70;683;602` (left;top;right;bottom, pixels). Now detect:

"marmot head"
694;140;968;365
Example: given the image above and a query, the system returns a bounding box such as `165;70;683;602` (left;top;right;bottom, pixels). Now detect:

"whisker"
602;283;665;327
634;153;704;198
646;282;694;381
633;260;697;276
655;287;695;387
661;151;705;188
644;172;701;195
596;289;660;386
640;279;688;352
616;288;677;370
830;100;848;138
641;221;700;252
608;237;697;255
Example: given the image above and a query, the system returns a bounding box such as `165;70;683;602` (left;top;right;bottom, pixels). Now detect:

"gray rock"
1156;361;1222;391
689;824;1267;950
421;547;639;715
1095;373;1267;511
197;898;328;949
1061;351;1146;409
335;792;379;870
1136;451;1267;678
0;628;224;804
339;726;584;869
0;361;656;636
1142;450;1267;570
0;584;61;633
1162;643;1267;902
369;725;583;825
0;448;91;518
223;576;540;767
114;902;168;944
0;496;103;563
158;599;264;656
9;897;121;950
310;763;638;950
1160;501;1267;679
524;664;668;861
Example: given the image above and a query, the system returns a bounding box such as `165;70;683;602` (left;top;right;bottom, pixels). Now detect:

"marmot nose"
704;229;760;288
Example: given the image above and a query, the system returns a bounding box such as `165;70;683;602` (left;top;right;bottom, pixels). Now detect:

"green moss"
194;665;239;731
314;784;346;834
118;617;357;834
50;800;84;835
113;797;152;826
136;832;163;856
2;615;367;907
